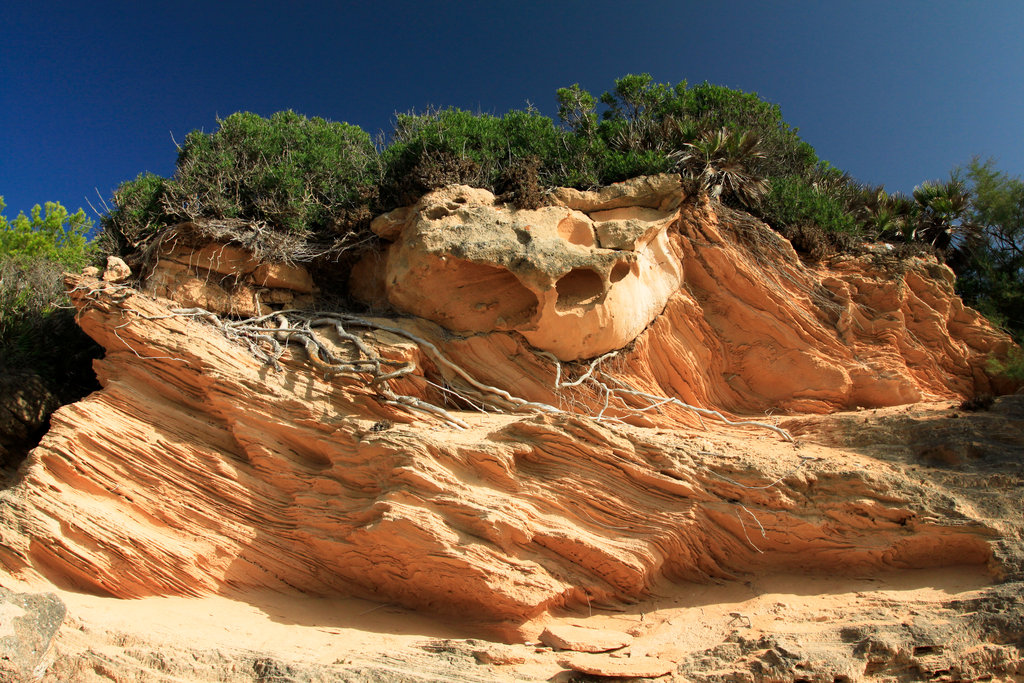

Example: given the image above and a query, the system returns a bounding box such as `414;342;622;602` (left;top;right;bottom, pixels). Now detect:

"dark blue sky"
2;1;1023;221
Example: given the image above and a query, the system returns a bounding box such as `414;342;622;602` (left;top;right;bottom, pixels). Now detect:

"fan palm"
912;178;975;249
853;185;917;241
674;127;769;208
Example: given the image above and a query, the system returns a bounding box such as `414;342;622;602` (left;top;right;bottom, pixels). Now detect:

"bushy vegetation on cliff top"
102;75;994;259
98;74;1023;347
0;199;101;417
104;76;830;248
3;74;1022;388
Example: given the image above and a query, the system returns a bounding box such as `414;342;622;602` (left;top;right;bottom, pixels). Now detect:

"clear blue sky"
2;1;1023;222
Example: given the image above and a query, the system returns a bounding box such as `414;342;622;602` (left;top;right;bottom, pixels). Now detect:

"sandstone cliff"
1;177;1021;681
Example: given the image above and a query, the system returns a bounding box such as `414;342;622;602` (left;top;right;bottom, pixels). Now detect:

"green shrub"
987;347;1024;381
172;111;378;233
107;76;954;267
0;198;101;403
101;111;380;255
380;107;574;207
378;76;821;208
598;148;675;184
759;175;858;235
101;171;168;254
579;75;818;185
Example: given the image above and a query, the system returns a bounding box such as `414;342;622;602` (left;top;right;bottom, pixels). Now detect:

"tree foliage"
0;197;101;403
911;177;976;250
103;111;379;254
953;159;1024;343
0;198;92;269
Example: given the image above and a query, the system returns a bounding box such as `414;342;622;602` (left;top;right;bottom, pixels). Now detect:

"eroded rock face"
360;177;1014;411
0;178;1020;644
145;234;316;317
645;202;1016;413
364;175;686;360
0;276;1015;626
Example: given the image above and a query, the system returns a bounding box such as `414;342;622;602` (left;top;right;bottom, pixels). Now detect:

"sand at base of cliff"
6;566;998;682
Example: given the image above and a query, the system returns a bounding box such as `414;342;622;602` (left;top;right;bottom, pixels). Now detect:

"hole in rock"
557;215;595;247
424;206;450;220
609;260;631;283
554;268;605;312
445;260;539;328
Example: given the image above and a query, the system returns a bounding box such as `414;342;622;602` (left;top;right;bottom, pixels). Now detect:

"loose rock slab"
540;624;634;652
0;588;66;680
472;644;527;665
559;652;677;678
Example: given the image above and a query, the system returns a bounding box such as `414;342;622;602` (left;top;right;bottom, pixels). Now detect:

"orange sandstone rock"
144;236;317;316
366;179;685;360
0;179;1018;630
360;178;1012;409
251;262;315;293
101;255;131;282
0;274;1007;624
539;624;634;652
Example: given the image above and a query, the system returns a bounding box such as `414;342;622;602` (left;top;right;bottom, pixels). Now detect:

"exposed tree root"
71;278;793;442
142;307;566;430
539;351;794;442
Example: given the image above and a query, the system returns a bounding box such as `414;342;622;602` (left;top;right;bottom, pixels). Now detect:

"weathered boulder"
364;176;685;360
0;588;65;682
101;255;131;283
144;235;317;317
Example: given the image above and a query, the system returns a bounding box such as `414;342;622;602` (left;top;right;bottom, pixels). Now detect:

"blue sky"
2;1;1023;222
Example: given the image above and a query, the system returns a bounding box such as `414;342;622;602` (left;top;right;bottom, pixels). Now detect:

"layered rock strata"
145;234;317;317
0;276;1011;623
361;175;1013;412
0;176;1018;629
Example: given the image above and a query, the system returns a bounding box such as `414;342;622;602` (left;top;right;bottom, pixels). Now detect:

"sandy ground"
3;563;1004;681
3;399;1022;681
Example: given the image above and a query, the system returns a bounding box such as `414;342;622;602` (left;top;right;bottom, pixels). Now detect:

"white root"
78;278;794;442
335;314;561;414
544;350;793;442
157;307;562;429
